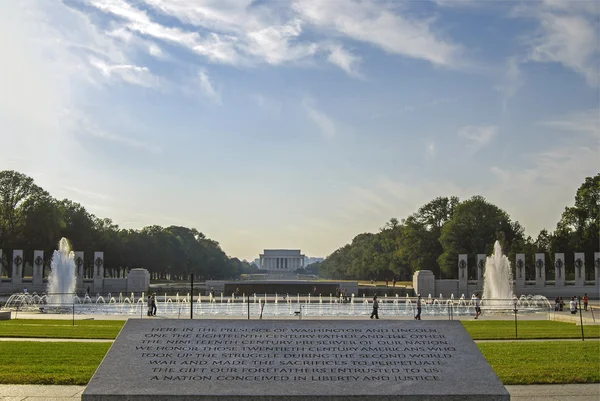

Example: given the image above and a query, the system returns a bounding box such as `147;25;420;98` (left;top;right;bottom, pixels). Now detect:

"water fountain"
47;238;77;305
3;239;551;317
482;241;514;309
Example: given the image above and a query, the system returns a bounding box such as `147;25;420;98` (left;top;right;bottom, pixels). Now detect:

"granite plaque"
83;320;509;400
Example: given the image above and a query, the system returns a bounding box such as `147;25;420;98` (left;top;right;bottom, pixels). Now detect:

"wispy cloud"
425;140;436;158
327;44;362;78
458;125;498;152
494;57;523;113
59;109;161;154
513;1;600;87
303;98;337;138
294;0;463;68
539;109;600;138
197;70;221;104
89;57;158;87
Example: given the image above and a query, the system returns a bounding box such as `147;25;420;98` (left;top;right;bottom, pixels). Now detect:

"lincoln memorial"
259;249;305;271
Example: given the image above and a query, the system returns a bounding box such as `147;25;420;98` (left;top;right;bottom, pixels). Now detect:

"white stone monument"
33;250;44;287
12;250;23;288
458;254;468;294
476;254;485;290
574;252;585;287
554;253;565;287
93;251;104;292
75;251;84;291
534;253;545;287
515;254;525;291
259;249;305;272
595;252;600;291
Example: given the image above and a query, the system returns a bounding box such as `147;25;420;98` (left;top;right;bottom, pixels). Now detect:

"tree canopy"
320;174;599;280
0;170;256;280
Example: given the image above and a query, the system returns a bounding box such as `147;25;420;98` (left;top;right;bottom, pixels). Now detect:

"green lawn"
0;342;112;385
478;341;600;384
0;319;124;339
463;320;600;340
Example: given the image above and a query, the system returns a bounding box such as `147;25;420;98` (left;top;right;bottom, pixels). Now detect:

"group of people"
554;294;589;314
370;293;425;320
335;287;350;302
147;293;157;316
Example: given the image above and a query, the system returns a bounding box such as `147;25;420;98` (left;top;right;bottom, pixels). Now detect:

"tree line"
0;170;258;280
318;174;599;281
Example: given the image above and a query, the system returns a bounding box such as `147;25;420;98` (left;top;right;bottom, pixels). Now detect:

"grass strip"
0;340;598;385
478;341;600;384
463;320;600;339
0;319;124;339
0;342;111;385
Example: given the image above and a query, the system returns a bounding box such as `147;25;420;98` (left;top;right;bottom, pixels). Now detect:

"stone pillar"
458;254;468;295
515;254;525;292
594;252;600;291
75;251;84;291
574;252;585;287
33;250;44;288
413;270;435;298
476;254;485;291
534;253;545;287
93;252;104;293
554;253;565;287
12;250;23;288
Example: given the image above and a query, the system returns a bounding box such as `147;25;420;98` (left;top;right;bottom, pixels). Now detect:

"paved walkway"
0;384;598;400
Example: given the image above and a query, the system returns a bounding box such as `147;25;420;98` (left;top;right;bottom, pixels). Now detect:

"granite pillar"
12;250;23;288
476;254;485;291
458;254;468;295
574;252;585;287
33;250;44;288
554;253;565;287
75;251;84;291
534;253;545;287
515;254;525;292
94;251;104;293
595;252;600;291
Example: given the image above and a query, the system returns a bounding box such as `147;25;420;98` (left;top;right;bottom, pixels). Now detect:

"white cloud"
458;125;498;152
426;140;436;158
540;109;600;138
197;70;221;104
327;44;362;77
513;1;600;87
494;57;524;113
59;109;161;154
303;98;337;138
294;0;462;68
89;57;158;87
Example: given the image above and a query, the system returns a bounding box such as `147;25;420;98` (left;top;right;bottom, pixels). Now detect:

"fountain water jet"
47;238;77;305
482;241;514;308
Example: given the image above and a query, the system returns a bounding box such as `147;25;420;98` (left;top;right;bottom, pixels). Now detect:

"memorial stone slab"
83;320;509;401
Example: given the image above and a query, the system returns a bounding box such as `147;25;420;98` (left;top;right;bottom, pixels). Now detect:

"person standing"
583;293;588;311
370;296;379;319
415;294;422;320
569;297;577;315
151;293;157;316
147;295;152;316
475;294;482;319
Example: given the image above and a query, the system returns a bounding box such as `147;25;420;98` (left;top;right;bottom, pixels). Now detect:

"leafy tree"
438;196;524;278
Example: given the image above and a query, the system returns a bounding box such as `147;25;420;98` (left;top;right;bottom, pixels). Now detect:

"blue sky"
0;0;598;261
